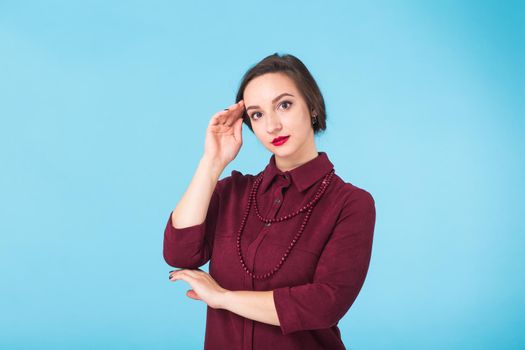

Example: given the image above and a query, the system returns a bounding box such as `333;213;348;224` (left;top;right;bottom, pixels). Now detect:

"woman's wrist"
217;289;233;310
199;155;225;179
216;290;280;326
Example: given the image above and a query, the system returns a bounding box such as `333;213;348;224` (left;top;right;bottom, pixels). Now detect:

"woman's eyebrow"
246;93;295;111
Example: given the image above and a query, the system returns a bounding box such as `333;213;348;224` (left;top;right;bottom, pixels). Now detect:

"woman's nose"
265;114;282;133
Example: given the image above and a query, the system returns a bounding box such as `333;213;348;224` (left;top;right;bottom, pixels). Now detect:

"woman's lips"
271;136;290;146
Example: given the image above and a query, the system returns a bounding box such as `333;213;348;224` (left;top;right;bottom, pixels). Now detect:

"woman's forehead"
244;74;299;101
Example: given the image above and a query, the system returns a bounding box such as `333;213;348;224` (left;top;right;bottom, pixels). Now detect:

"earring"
311;115;318;125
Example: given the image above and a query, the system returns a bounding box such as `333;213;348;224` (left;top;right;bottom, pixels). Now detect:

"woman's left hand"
169;269;229;309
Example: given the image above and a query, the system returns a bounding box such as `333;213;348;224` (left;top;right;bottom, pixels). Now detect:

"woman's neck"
275;147;319;172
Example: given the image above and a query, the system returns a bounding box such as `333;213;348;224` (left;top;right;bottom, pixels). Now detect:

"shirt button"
274;199;281;204
265;222;272;227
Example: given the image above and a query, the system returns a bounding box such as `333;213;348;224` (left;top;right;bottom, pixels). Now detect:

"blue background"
1;1;523;349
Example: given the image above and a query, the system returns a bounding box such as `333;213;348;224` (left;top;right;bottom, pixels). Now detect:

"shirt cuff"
164;210;207;245
273;287;303;335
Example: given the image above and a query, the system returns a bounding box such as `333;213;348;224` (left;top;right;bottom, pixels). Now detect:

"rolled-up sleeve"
163;177;227;269
273;189;376;335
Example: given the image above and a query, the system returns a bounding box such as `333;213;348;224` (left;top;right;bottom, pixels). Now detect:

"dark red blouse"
163;151;376;350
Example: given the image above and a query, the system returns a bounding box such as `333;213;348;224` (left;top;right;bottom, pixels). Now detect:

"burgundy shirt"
163;151;376;350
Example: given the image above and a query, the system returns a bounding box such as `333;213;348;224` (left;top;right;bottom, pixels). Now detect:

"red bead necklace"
236;168;335;280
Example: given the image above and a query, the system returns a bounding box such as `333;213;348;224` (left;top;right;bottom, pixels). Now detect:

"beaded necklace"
236;168;335;280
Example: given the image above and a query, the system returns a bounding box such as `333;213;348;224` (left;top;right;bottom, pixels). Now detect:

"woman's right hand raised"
203;100;245;169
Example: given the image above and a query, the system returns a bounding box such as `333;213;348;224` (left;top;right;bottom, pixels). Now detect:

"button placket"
271;198;282;226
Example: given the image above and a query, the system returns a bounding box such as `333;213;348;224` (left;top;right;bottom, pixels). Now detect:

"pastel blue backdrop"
1;1;523;349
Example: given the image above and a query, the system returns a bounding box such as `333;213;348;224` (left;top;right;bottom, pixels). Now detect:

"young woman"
164;53;376;350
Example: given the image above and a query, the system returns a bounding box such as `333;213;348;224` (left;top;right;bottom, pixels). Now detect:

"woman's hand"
168;269;229;310
203;100;245;169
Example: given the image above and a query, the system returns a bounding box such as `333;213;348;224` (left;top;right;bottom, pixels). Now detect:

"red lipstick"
271;135;290;146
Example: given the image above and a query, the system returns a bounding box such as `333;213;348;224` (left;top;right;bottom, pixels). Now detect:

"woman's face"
243;72;315;160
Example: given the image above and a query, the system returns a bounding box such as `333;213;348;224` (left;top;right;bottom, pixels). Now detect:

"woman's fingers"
209;109;230;127
211;100;244;127
233;116;243;143
228;101;245;128
169;269;202;281
169;269;225;307
221;102;242;126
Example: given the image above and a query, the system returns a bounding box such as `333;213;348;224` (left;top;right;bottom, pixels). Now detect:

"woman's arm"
219;290;280;327
173;100;244;229
171;155;224;229
164;156;226;268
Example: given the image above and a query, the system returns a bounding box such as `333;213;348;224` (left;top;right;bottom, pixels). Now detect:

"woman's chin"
270;145;296;158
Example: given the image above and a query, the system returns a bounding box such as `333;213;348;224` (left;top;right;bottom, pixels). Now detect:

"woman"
163;53;376;350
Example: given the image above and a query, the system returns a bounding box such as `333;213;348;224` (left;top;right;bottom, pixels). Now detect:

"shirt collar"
259;151;334;194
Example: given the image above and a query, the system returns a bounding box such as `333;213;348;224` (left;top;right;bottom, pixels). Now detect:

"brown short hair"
235;53;327;135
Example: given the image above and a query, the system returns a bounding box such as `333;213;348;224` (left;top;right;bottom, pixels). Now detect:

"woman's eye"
250;101;292;121
279;100;292;110
250;112;262;120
